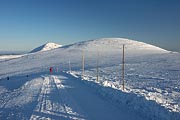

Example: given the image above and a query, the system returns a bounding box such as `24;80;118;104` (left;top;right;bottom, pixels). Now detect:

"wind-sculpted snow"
70;72;180;120
70;52;180;119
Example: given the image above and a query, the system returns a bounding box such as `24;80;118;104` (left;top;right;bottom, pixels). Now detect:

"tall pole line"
122;44;125;90
96;51;99;82
82;50;85;79
69;59;71;73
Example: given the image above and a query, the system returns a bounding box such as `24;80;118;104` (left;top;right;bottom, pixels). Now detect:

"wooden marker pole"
82;50;84;79
96;52;99;82
122;44;125;90
69;60;71;73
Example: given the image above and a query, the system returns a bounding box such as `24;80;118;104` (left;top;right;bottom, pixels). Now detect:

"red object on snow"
50;67;53;74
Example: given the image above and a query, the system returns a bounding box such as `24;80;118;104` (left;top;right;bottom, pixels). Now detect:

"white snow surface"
0;55;23;62
30;42;62;53
62;38;169;56
0;38;179;120
70;38;168;52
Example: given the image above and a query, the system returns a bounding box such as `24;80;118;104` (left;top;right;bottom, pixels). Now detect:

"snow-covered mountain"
0;38;170;77
0;38;180;120
0;38;172;82
30;42;62;53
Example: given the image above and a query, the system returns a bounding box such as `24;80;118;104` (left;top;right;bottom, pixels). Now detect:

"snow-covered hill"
64;38;168;53
30;42;62;53
0;38;170;78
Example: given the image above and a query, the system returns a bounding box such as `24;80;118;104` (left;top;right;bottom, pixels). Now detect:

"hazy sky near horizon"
0;0;180;52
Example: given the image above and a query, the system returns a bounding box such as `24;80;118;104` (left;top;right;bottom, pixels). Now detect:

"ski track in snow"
30;75;86;120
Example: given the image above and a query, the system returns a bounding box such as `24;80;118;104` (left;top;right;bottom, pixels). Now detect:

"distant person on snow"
50;67;53;75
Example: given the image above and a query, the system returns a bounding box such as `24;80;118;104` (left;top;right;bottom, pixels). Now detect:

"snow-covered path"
30;73;142;120
0;72;143;120
30;75;86;120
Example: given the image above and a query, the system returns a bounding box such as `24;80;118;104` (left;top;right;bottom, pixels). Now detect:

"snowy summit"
65;38;169;54
30;42;62;53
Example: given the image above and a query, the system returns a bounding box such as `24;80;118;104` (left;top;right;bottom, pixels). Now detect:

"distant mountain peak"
30;42;62;53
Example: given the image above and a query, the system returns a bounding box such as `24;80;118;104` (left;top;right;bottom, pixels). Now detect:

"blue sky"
0;0;180;52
